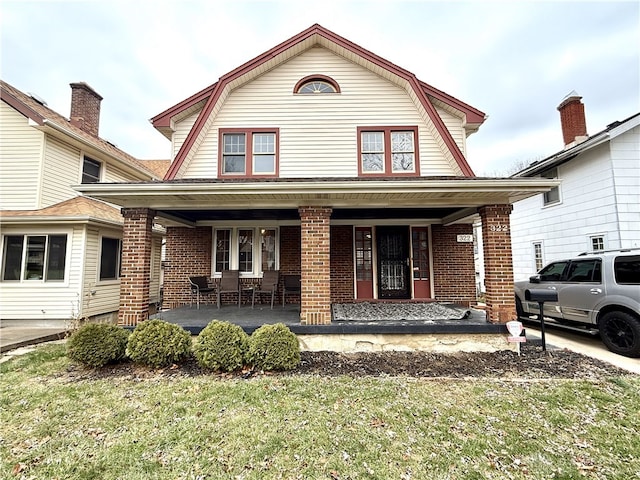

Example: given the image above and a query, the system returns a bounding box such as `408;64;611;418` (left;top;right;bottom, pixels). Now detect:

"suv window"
614;255;640;285
565;259;602;283
538;261;568;281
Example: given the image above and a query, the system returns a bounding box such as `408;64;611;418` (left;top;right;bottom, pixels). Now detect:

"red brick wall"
118;208;155;326
299;207;332;324
480;204;515;323
431;224;476;306
279;225;301;305
163;226;212;308
331;225;354;302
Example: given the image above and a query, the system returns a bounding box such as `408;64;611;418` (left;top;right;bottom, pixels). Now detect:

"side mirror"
529;275;541;284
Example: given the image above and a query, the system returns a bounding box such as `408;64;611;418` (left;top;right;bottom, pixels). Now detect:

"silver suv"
514;250;640;357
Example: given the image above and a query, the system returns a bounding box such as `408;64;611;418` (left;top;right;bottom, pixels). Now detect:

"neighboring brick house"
78;24;556;326
511;92;640;279
0;80;165;324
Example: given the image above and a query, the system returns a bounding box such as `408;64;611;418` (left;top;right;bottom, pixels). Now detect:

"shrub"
126;319;192;368
193;320;249;372
67;323;129;367
248;323;300;371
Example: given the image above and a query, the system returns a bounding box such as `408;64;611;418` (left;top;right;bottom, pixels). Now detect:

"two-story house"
77;24;556;327
511;92;640;279
0;80;165;325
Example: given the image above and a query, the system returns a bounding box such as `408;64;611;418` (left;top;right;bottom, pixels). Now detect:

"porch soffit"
75;178;559;216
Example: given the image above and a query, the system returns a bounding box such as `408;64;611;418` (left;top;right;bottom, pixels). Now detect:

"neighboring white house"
510;92;640;280
0;80;167;324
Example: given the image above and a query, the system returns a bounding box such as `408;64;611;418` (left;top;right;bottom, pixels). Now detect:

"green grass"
1;344;639;479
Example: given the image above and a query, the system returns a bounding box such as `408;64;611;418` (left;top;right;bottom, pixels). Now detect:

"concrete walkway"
0;326;68;354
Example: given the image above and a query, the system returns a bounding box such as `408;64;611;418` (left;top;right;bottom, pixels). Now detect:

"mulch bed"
62;343;633;382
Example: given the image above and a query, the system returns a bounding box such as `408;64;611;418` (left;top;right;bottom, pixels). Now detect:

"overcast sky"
1;0;638;175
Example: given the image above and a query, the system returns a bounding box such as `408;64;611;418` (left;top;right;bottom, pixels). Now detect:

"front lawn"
1;344;638;479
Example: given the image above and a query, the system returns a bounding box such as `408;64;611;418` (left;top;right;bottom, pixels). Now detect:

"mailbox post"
524;289;559;351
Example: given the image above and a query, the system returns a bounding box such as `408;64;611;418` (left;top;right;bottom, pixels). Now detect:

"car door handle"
590;288;602;295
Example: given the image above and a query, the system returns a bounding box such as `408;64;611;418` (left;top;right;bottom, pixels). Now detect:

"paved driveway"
524;323;640;374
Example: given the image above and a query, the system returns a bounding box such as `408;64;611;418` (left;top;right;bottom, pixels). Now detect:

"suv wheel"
599;311;640;358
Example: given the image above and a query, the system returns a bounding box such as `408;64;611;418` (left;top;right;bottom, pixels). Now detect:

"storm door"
376;226;410;299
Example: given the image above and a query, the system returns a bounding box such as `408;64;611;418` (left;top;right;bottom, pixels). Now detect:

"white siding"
82;227;120;318
177;47;464;179
511;133;640;281
610;125;640;247
0;225;84;320
40;136;82;207
0;102;43;209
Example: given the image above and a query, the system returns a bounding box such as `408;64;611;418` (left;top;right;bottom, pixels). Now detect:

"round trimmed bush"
67;323;129;367
193;320;249;372
126;319;192;368
248;323;300;371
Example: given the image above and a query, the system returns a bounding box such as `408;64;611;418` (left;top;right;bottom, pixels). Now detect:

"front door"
376;226;410;299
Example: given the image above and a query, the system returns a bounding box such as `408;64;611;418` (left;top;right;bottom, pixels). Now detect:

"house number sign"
456;234;473;243
489;224;509;232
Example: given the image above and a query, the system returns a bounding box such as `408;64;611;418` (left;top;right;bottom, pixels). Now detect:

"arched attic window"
294;75;340;94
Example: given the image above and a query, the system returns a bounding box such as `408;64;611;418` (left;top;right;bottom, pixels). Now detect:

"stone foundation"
298;333;518;353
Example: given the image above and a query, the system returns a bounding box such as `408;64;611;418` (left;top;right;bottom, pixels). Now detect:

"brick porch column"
118;207;156;326
299;206;332;325
479;204;515;323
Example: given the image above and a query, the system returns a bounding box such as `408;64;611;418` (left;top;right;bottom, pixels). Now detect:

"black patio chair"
282;274;301;308
188;276;215;309
252;270;279;309
217;270;241;308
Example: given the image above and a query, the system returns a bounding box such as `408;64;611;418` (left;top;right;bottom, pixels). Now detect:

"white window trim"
81;154;103;184
589;234;607;252
211;227;280;277
0;230;72;286
97;234;122;284
532;241;544;272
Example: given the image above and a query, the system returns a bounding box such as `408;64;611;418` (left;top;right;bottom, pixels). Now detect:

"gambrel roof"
151;24;486;180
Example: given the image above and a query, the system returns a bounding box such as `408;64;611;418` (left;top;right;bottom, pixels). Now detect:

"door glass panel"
411;228;429;279
355;228;373;281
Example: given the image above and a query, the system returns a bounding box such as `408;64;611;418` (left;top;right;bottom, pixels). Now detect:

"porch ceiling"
156;207;461;224
75;177;559;224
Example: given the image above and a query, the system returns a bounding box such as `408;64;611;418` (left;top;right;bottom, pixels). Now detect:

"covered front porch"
76;177;558;331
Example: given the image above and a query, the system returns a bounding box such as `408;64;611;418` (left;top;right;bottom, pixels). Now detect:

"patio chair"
217;270;241;308
282;274;301;308
252;270;280;309
188;276;215;309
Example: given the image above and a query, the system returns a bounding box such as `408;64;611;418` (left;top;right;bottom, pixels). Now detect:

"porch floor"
150;302;505;336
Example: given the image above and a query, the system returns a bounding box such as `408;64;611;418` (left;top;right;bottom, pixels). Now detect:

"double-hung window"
542;168;560;205
358;127;419;176
220;129;278;177
82;156;102;183
213;227;278;276
2;234;67;281
99;237;122;281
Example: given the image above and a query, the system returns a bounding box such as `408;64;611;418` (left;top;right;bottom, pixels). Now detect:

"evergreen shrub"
126;319;192;368
67;323;129;367
248;323;300;371
193;320;249;372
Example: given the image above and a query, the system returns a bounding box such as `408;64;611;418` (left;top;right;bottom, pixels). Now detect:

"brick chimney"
69;82;103;137
557;91;588;148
